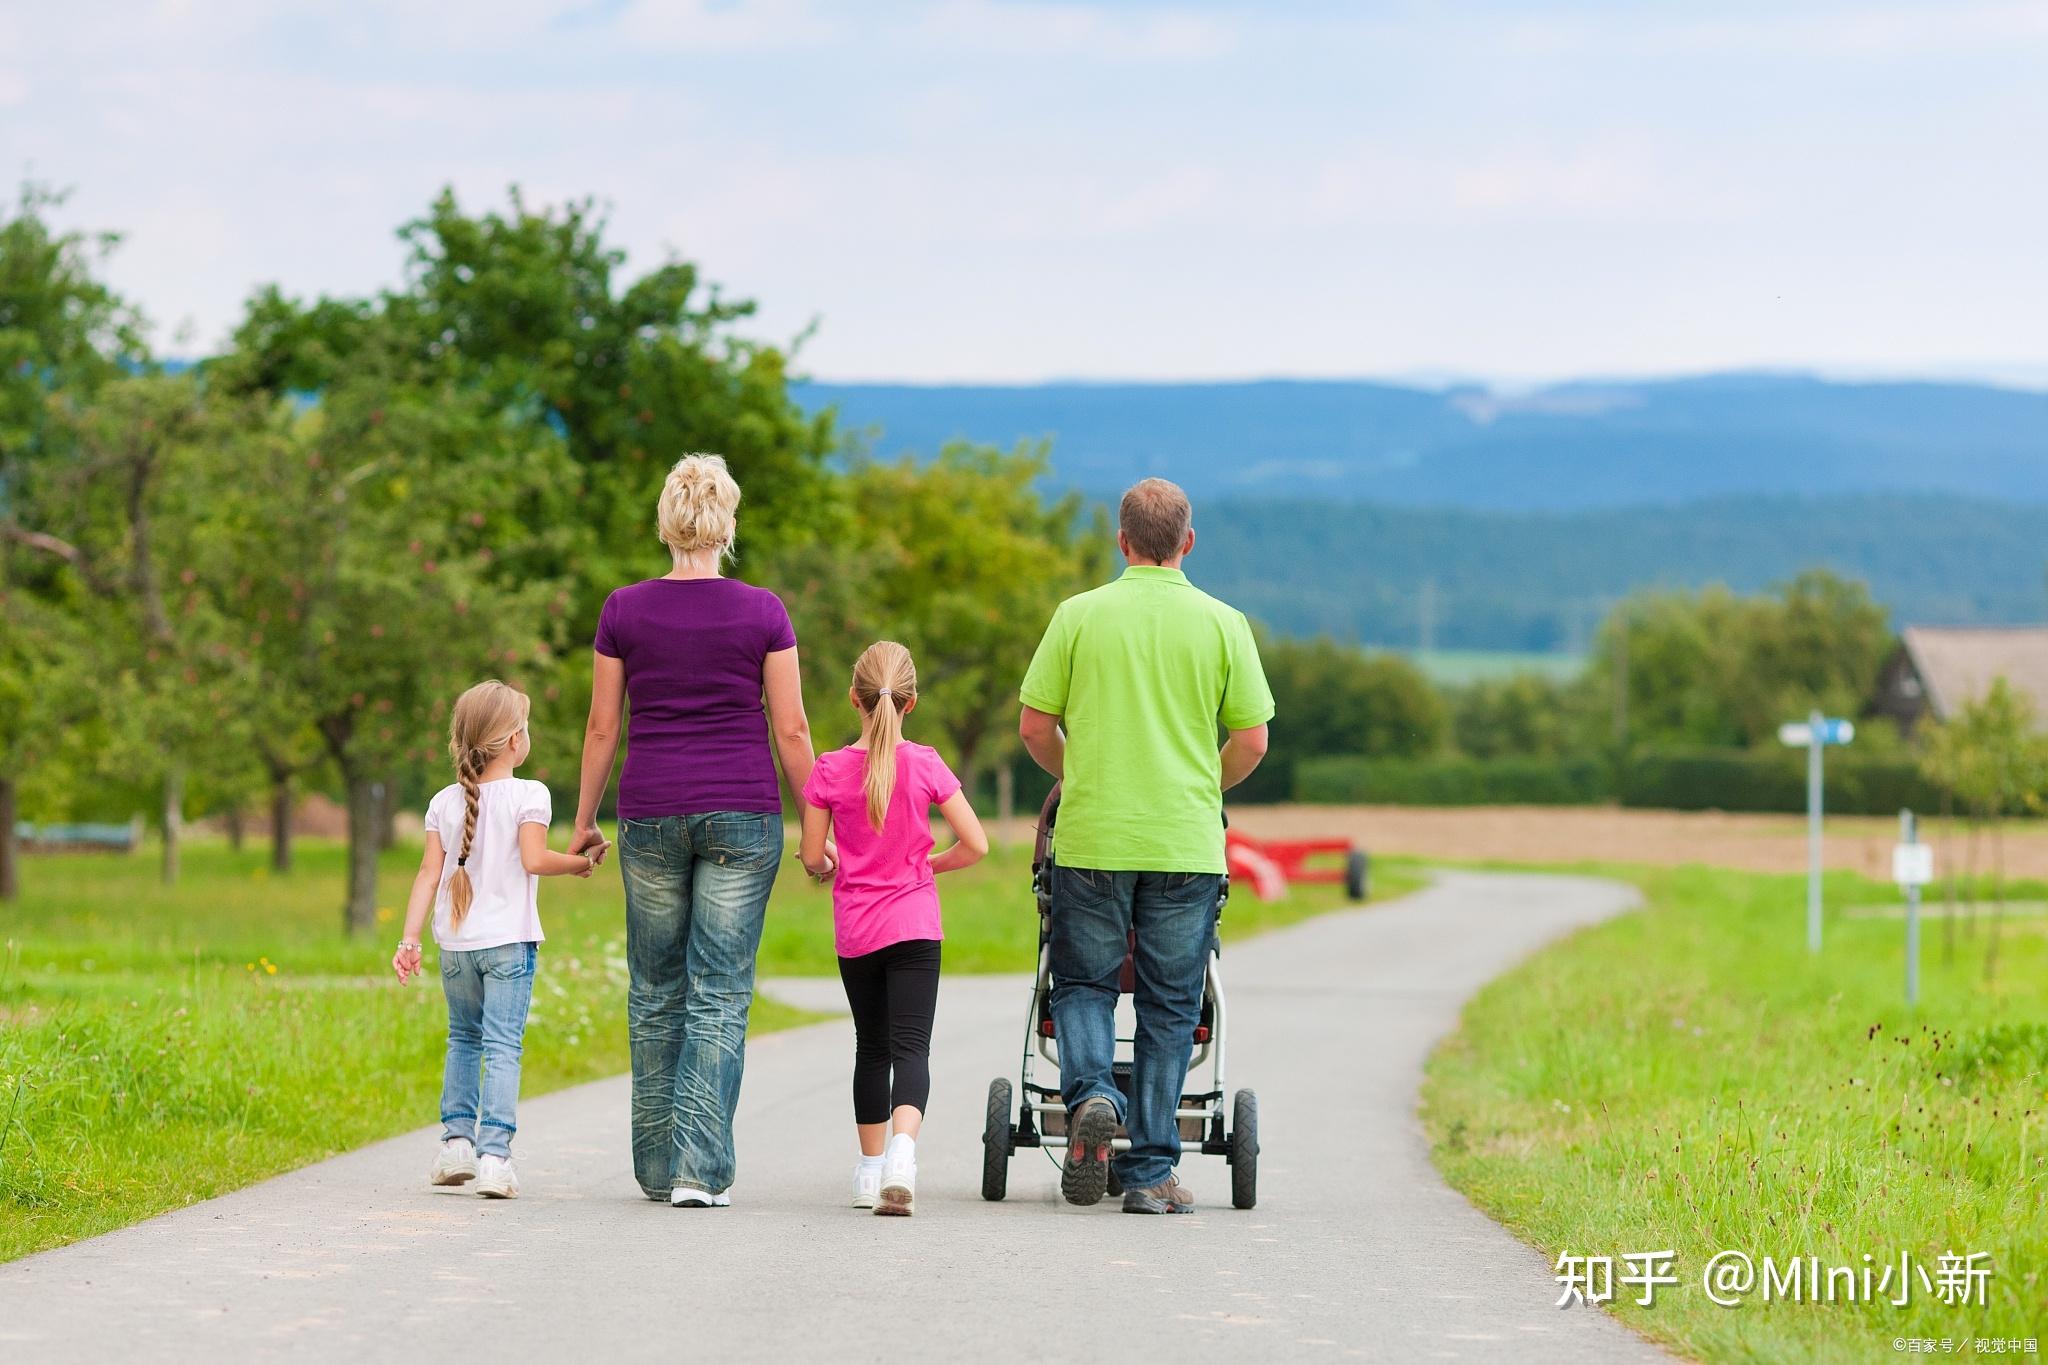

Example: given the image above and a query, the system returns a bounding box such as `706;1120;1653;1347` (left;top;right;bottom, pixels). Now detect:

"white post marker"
1778;710;1854;953
1893;809;1933;1006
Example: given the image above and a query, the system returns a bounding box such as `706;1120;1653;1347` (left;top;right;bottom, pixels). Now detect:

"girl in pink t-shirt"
799;640;987;1216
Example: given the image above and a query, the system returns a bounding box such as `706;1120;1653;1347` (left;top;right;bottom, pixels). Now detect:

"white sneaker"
670;1186;731;1208
852;1162;882;1209
877;1150;915;1217
474;1154;519;1199
429;1138;477;1187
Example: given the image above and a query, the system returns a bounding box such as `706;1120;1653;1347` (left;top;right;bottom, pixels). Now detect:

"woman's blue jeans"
439;941;538;1160
618;811;783;1198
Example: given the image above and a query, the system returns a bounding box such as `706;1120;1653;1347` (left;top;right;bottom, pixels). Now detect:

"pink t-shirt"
801;742;962;958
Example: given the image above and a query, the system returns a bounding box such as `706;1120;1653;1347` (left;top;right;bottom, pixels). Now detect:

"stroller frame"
980;786;1259;1209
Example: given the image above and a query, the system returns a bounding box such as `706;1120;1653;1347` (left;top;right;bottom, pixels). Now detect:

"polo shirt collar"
1120;565;1189;585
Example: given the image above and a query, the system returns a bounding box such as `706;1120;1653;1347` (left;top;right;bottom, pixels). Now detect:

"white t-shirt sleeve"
517;781;552;829
423;791;445;838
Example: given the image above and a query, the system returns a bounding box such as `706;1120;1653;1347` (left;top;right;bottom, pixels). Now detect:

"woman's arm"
799;804;834;880
763;646;817;795
393;832;447;983
929;790;989;875
520;822;596;878
572;650;625;862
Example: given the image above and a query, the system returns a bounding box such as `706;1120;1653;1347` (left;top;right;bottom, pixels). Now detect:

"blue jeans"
439;941;538;1159
619;811;783;1198
1048;865;1224;1188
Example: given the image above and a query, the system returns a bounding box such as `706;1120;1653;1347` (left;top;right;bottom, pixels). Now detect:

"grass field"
0;831;1403;1263
1424;863;2048;1361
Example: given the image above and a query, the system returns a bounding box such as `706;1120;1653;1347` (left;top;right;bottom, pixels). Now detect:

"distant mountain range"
794;372;2048;651
795;372;2048;510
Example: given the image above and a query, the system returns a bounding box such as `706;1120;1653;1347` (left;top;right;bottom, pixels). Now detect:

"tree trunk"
342;770;384;936
380;774;401;851
270;772;294;874
160;764;184;886
0;774;18;902
224;803;245;853
1964;815;1981;937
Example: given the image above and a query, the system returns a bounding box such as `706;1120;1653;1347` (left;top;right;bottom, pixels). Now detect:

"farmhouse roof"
1899;625;2048;723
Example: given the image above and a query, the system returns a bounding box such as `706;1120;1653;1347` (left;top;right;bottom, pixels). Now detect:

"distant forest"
1188;493;2048;652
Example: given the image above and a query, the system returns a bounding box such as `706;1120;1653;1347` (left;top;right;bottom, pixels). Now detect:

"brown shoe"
1122;1173;1195;1215
1061;1097;1118;1206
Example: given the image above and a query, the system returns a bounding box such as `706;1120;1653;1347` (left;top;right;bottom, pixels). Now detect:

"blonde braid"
447;748;483;929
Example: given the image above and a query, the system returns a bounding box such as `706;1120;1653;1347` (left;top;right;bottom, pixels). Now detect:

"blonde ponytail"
444;679;532;929
850;641;918;832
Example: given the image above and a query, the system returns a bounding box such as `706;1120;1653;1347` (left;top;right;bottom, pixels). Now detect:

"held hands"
801;840;838;884
392;942;424;984
570;824;612;869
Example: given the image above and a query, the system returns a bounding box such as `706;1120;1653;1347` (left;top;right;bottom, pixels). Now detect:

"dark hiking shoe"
1121;1173;1195;1215
1061;1097;1118;1206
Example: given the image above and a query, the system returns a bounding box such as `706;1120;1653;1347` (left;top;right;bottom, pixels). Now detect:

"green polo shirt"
1019;565;1275;873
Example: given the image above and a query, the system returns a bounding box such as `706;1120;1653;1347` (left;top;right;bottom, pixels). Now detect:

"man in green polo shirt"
1019;477;1273;1214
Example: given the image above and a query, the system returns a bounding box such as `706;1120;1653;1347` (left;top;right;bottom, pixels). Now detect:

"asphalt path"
0;870;1666;1363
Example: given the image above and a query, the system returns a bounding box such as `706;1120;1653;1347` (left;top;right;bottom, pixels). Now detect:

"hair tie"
877;687;893;698
456;857;467;867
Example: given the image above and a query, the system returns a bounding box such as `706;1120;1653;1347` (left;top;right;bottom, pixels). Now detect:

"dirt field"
1224;803;2048;880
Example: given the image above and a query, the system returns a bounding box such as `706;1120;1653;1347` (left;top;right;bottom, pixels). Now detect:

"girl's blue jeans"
618;811;783;1199
439;941;538;1160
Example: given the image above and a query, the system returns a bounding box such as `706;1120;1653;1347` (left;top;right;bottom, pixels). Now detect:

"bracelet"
397;941;422;952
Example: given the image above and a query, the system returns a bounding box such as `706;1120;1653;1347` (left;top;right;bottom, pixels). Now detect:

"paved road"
0;871;1665;1363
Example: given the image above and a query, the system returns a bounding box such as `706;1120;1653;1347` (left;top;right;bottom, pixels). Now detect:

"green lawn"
0;831;1405;1263
1424;863;2048;1361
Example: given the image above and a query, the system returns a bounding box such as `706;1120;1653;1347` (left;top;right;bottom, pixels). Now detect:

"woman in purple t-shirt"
571;454;821;1207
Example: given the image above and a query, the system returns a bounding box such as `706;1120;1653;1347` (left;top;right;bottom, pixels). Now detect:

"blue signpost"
1778;710;1855;953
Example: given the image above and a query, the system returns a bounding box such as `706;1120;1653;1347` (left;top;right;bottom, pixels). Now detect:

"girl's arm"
799;804;834;880
571;650;625;864
763;647;817;796
520;823;597;878
929;790;989;875
393;832;447;983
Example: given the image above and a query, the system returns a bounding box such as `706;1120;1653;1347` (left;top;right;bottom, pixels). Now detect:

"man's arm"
1019;705;1065;780
1219;723;1269;791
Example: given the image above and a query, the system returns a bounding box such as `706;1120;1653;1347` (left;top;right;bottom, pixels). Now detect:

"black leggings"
837;938;942;1125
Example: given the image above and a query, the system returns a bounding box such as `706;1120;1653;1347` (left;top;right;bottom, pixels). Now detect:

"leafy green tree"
1598;570;1891;752
1248;636;1446;800
1450;673;1601;759
1917;678;2044;981
0;183;151;897
206;311;589;932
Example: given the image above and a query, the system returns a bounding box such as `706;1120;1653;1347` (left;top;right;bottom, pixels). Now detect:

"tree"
1248;637;1447;800
1450;673;1601;760
203;312;588;933
1918;679;2044;982
768;444;1108;808
1597;570;1891;752
0;183;150;898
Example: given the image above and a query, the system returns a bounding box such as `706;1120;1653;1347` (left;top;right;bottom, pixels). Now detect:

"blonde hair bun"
657;454;741;558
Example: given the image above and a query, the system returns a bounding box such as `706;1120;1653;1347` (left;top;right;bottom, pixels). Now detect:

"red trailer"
1225;830;1370;904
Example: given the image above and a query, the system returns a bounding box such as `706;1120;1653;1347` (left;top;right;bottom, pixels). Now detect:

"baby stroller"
980;784;1259;1209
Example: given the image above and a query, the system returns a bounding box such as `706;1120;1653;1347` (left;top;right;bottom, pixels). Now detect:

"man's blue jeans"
1047;865;1224;1189
439;941;538;1160
619;811;783;1199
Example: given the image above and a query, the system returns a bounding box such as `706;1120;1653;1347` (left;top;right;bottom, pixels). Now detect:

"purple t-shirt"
594;578;796;819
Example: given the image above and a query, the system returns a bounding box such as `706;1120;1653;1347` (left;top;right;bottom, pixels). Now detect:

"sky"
3;0;2045;385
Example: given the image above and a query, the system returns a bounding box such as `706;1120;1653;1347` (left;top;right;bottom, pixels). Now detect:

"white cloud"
0;71;27;106
912;0;1236;60
613;0;842;50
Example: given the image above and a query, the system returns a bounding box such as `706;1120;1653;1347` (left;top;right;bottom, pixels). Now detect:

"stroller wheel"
1345;850;1370;902
982;1078;1012;1201
1230;1089;1259;1210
